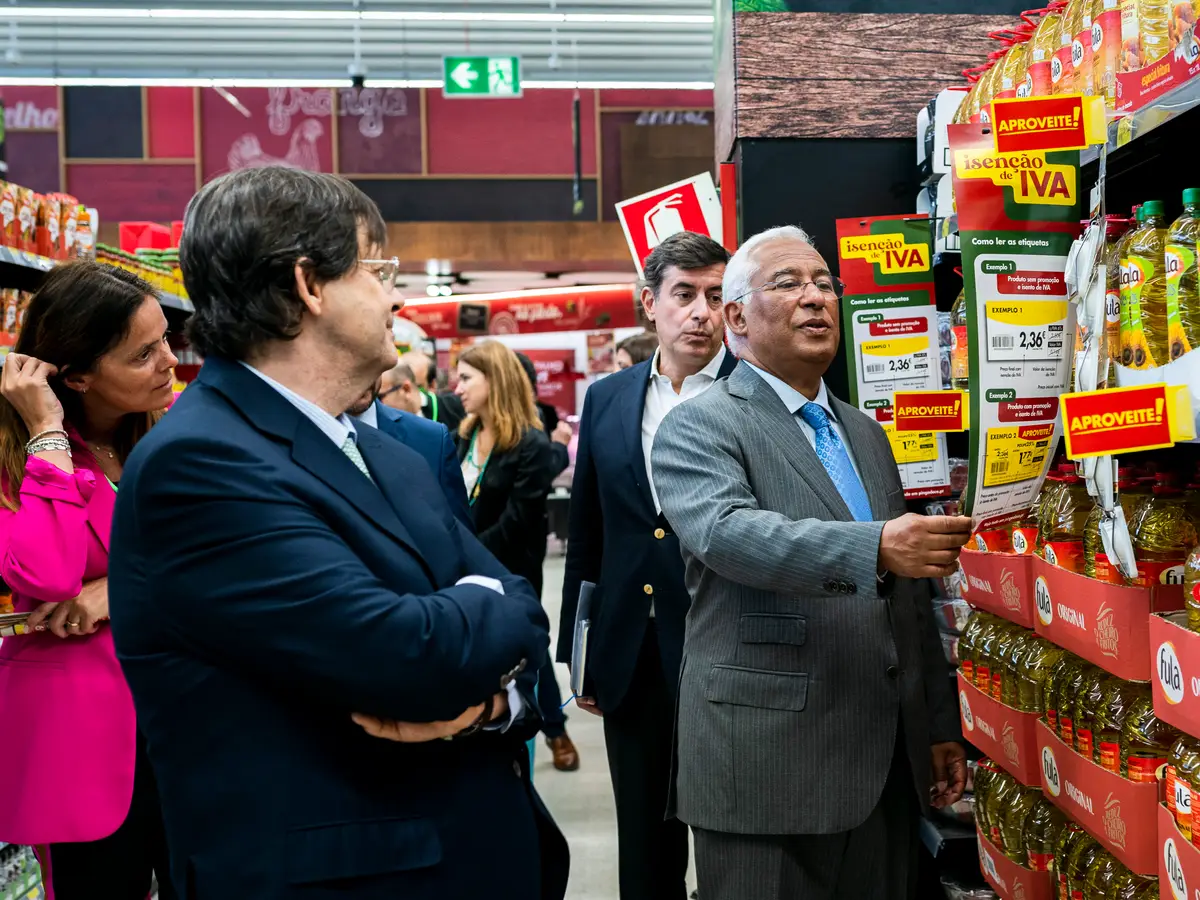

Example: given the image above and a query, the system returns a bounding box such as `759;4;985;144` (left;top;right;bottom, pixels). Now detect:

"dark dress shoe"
546;734;580;771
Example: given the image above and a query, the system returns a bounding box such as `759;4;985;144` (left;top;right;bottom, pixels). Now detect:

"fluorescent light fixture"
1;7;713;25
0;76;714;91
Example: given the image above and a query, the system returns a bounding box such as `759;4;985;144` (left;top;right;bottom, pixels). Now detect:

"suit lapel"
727;363;853;521
78;452;115;552
618;362;657;514
830;396;892;520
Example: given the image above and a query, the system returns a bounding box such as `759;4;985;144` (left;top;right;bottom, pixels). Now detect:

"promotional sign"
615;173;723;276
1061;384;1196;459
586;331;616;374
893;390;967;432
990;94;1107;154
522;348;580;416
949;122;1081;530
442;56;522;98
836;214;951;499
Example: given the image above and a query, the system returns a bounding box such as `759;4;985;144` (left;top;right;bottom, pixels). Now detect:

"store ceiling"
0;1;714;86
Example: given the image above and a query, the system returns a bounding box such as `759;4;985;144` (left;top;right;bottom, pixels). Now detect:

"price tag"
984;300;1068;362
983;425;1053;487
883;426;939;464
1116;116;1133;147
859;335;932;384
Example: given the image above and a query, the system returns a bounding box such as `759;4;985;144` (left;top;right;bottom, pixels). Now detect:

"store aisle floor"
533;553;698;900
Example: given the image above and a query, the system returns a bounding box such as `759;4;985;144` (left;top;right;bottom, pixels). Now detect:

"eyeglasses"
728;276;845;305
362;257;402;291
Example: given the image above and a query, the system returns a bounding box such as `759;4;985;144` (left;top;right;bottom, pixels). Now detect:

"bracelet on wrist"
26;428;68;447
26;437;72;456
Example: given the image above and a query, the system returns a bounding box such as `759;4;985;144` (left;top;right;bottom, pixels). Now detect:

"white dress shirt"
742;362;863;482
643;343;728;514
242;363;521;730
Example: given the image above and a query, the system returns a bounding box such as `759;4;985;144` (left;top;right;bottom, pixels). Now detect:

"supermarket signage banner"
893;391;967;432
989;94;1107;154
401;287;639;339
1061;384;1195;459
835;213;950;499
949;123;1080;531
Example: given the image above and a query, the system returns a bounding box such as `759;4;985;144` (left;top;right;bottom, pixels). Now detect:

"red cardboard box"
958;672;1042;786
118;221;172;254
1150;612;1200;738
1037;721;1160;875
1160;802;1197;900
1032;556;1182;681
960;549;1037;628
976;828;1055;900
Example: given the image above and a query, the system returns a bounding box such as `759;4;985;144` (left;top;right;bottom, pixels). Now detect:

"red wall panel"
337;87;422;175
200;87;333;182
66;163;195;222
147;87;195;159
426;90;596;176
598;89;713;109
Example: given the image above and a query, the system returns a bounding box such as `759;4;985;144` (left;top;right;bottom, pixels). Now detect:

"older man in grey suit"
651;225;972;900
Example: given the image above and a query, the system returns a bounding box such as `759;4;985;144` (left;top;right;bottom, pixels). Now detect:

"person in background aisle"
401;350;465;433
615;331;659;371
558;232;734;900
0;262;178;900
651;225;969;900
376;358;423;415
456;340;580;773
346;379;472;529
106;167;568;900
515;351;573;479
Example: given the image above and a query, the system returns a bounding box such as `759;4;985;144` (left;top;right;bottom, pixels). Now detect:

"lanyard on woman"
422;388;439;424
467;430;491;507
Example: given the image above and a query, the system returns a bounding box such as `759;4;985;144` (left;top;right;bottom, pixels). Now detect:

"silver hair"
722;225;814;353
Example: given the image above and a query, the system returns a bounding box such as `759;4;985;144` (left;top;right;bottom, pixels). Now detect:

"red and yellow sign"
893;390;967;432
990;94;1107;154
1061;384;1195;459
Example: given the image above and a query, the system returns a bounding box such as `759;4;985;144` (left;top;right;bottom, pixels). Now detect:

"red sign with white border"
615;173;722;276
959;549;1037;629
991;95;1090;153
1151;613;1200;740
958;672;1042;786
1032;556;1183;681
1037;721;1160;875
977;828;1055;900
1061;384;1192;459
892;390;966;432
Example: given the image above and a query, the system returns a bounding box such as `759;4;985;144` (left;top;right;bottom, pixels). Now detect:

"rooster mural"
227;118;325;172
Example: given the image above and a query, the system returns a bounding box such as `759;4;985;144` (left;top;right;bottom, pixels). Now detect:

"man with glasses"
650;225;970;900
377;360;424;416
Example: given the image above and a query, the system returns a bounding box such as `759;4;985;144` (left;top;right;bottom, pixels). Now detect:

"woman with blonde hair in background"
0;262;178;899
455;340;580;771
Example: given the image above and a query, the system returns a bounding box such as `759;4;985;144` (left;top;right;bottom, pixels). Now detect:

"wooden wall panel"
384;221;633;270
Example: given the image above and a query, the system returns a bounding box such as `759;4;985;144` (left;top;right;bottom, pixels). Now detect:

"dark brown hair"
457;341;542;452
616;332;659;366
642;232;730;298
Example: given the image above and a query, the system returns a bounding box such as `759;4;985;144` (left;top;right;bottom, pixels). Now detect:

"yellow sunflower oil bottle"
1059;662;1100;747
1104;216;1133;369
1184;543;1200;632
1041;470;1091;572
999;37;1033;100
1119;205;1146;366
1056;823;1089;898
974;758;998;835
1013;504;1042;555
1030;4;1070;96
1129;473;1198;588
976;617;1009;694
985;768;1021;849
1174;737;1200;838
1140;0;1172;65
1085;466;1151;582
1070;0;1097;93
1074;668;1114;759
1123;201;1169;369
1064;833;1104;900
1166;188;1200;360
1122;694;1181;782
1044;652;1082;734
959;611;990;684
1025;795;1069;871
1122;0;1144;72
1091;0;1123;105
1003;629;1036;708
1001;784;1042;864
1019;636;1067;715
1084;851;1121;900
1096;679;1144;772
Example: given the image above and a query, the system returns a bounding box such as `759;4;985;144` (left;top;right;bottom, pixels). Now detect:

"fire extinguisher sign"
614;172;723;276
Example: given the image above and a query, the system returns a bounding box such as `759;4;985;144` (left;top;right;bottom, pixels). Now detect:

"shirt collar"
354;401;379;429
649;342;728;384
239;362;358;447
743;362;835;421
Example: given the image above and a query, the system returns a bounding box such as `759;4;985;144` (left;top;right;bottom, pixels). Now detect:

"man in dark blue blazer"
347;385;473;530
108;167;567;900
559;233;733;900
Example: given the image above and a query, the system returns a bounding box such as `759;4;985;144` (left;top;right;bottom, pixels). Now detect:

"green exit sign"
442;56;522;98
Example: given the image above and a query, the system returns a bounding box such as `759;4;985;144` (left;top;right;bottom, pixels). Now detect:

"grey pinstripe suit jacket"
650;361;960;836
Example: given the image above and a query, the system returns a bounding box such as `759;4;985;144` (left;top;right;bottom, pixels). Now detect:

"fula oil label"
1159;641;1186;705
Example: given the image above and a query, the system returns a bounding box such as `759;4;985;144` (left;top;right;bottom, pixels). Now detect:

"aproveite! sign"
1061;384;1195;458
893;390;967;432
990;94;1107;153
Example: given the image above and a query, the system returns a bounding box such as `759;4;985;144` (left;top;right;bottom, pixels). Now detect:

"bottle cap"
1142;200;1165;217
1183;188;1200;207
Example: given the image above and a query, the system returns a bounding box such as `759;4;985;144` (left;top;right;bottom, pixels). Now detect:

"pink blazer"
0;445;137;845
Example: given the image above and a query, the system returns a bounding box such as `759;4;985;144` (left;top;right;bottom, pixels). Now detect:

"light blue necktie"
341;435;376;484
797;403;873;522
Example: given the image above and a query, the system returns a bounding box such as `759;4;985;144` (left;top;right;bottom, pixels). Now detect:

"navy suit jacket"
108;358;568;900
558;350;738;713
371;401;472;530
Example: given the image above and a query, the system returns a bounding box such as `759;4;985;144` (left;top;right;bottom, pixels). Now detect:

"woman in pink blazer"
0;262;179;900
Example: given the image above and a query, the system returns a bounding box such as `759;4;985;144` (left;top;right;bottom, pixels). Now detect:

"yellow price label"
982;425;1054;487
1116;116;1133;148
884;426;939;465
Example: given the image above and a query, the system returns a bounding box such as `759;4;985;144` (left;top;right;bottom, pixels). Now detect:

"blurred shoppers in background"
456;341;580;772
106;168;567;900
346;379;472;529
515;351;572;478
376;359;423;416
0;263;178;900
401;349;465;432
615;332;659;371
559;232;733;900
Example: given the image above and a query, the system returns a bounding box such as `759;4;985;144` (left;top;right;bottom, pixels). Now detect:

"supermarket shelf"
158;291;194;313
1082;74;1200;170
0;247;193;313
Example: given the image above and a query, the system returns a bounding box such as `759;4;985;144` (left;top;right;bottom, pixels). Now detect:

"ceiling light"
0;75;713;91
425;284;440;298
1;7;713;25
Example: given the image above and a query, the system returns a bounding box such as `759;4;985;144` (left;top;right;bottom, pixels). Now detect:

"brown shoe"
546;734;580;771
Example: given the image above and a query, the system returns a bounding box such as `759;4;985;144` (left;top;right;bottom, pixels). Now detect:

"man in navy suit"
347;382;473;529
559;232;733;900
108;166;568;900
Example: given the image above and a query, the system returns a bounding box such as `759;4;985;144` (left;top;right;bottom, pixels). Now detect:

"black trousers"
602;625;690;900
46;735;175;900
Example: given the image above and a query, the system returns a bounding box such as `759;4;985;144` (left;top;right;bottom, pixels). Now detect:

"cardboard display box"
960;549;1037;629
1151;612;1200;739
976;827;1055;900
959;671;1043;786
1160;802;1198;900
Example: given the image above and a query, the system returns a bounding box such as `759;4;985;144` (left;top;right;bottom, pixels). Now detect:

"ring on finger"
67;620;81;628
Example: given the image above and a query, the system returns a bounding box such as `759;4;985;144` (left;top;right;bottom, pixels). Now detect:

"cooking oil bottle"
1184;543;1200;632
1064;832;1104;900
959;611;990;684
1041;469;1091;572
1003;628;1036;708
1013;504;1042;555
1000;37;1033;99
1068;0;1096;93
951;286;970;391
1167;735;1189;819
1122;0;1144;72
1019;636;1067;714
1174;737;1200;838
975;758;997;835
1092;0;1123;105
1084;851;1121;900
985;768;1021;849
1031;4;1070;96
1059;661;1099;747
975;60;1002;124
1166;188;1200;360
1104;216;1133;369
1124;201;1169;369
1055;0;1082;91
1054;823;1088;898
1129;473;1198;587
1074;668;1115;759
1122;694;1181;782
976;617;1009;694
1120;205;1147;366
1001;784;1042;863
1096;679;1145;772
1044;652;1083;734
1084;466;1151;582
1139;0;1172;64
1024;794;1068;871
